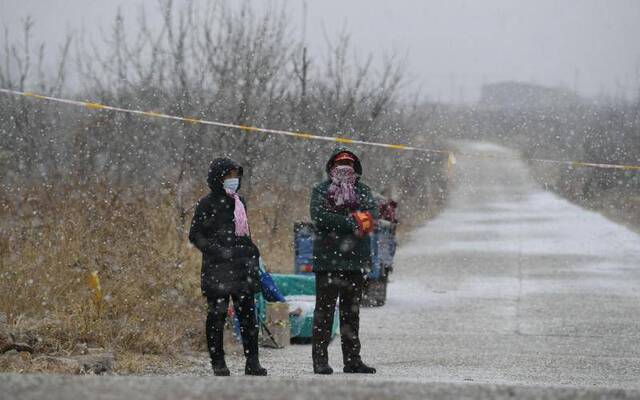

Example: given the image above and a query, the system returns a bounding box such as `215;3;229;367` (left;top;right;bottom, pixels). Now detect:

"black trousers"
206;292;259;363
312;271;364;366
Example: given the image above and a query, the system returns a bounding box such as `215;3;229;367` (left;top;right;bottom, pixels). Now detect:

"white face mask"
223;178;240;193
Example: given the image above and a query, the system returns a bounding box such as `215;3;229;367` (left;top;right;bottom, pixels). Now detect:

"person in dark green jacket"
310;147;378;375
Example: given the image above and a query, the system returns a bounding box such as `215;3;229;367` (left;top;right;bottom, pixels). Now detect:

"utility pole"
301;0;308;99
295;0;310;122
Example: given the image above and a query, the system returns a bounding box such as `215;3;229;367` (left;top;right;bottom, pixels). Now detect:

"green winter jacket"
310;147;378;273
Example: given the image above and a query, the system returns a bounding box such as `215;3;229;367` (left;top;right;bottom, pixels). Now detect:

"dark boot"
313;363;334;375
312;348;333;375
245;358;267;376
206;297;229;376
343;361;376;374
211;359;230;376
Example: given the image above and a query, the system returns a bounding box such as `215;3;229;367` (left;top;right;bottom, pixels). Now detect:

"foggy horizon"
1;0;640;103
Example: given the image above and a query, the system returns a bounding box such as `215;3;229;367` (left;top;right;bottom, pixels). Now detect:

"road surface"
370;142;640;387
3;142;640;399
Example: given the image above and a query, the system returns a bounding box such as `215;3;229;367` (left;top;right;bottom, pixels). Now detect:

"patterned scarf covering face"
327;165;359;212
224;189;250;236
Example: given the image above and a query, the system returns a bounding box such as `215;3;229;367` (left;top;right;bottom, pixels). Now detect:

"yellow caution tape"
85;102;105;110
1;88;639;172
238;125;260;132
142;111;163;118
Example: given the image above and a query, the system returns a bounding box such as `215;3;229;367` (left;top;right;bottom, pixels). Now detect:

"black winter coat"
189;158;261;298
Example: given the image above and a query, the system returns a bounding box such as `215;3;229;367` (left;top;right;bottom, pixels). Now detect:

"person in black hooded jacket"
189;157;267;376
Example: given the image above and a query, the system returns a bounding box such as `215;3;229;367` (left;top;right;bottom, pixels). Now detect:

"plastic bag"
259;258;286;302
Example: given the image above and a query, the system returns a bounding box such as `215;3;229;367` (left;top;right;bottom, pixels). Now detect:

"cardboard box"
261;302;290;348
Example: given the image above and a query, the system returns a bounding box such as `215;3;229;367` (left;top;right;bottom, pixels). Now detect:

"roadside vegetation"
0;1;449;372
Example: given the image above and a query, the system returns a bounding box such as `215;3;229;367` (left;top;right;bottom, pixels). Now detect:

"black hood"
207;157;243;192
325;146;363;176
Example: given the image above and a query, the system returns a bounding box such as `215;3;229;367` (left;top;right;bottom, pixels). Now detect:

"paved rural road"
3;142;640;399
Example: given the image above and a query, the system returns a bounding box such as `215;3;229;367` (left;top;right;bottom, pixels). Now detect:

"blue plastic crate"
294;222;315;274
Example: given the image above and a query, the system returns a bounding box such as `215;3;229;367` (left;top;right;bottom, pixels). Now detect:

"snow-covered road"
361;142;640;388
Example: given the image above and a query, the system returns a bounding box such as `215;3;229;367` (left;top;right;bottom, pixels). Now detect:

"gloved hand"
352;211;374;237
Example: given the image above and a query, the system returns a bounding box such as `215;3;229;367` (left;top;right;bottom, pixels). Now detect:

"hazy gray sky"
2;0;640;102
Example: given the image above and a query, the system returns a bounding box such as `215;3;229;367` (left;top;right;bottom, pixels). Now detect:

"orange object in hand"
352;211;374;236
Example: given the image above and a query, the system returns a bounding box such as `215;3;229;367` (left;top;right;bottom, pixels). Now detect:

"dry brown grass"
0;183;208;362
0;352;80;374
250;184;312;272
0;181;325;366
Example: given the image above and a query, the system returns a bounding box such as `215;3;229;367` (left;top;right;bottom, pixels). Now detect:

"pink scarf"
327;165;359;211
225;189;250;237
